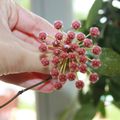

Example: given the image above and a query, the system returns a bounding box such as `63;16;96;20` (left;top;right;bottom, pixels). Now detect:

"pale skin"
0;0;58;93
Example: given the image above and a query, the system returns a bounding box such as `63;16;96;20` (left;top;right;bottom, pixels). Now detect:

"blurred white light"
77;72;89;93
100;17;107;23
100;95;106;101
105;95;113;106
98;9;104;15
103;0;109;2
73;0;95;19
77;72;87;81
19;91;35;105
112;0;120;9
106;95;113;102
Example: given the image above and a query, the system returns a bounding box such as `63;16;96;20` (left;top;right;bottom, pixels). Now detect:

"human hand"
0;0;58;93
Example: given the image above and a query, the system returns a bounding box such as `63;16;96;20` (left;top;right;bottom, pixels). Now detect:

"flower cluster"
38;20;102;90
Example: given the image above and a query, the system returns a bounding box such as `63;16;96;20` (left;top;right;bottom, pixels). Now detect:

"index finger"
15;4;58;38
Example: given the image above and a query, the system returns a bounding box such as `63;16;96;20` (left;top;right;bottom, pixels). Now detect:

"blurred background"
0;0;120;120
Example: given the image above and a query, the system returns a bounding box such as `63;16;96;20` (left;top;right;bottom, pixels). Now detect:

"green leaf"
58;108;71;120
110;76;120;86
73;104;96;120
108;26;120;54
58;104;77;120
107;2;120;21
98;101;106;117
78;91;92;105
109;78;120;101
101;24;120;53
90;76;106;105
98;48;120;77
113;101;120;109
58;108;69;120
86;0;103;28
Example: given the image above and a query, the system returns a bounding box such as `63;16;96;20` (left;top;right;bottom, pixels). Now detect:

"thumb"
0;41;50;76
22;49;51;74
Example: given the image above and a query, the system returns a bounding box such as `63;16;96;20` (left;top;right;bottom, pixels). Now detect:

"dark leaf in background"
98;48;120;77
113;101;120;109
64;0;120;119
86;0;103;29
78;90;92;105
73;104;96;120
102;25;120;54
110;76;120;86
109;77;120;101
108;26;120;53
90;76;106;105
97;101;106;118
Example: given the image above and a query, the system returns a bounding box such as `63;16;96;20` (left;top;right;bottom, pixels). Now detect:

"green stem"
63;59;68;74
86;34;90;38
47;35;55;39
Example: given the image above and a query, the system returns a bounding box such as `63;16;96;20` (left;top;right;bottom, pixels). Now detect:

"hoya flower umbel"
38;20;102;90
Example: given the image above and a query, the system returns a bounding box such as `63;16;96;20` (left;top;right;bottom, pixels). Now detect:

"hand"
0;0;58;93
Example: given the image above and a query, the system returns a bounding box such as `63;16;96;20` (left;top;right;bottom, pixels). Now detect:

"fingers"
15;3;58;38
22;48;52;74
0;23;14;42
12;30;40;51
0;41;51;76
0;72;54;93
